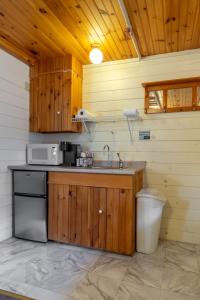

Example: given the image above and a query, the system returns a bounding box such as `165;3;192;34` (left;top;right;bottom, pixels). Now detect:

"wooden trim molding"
142;76;200;88
48;172;133;189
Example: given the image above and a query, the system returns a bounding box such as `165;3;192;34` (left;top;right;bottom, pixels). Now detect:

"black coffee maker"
60;141;81;166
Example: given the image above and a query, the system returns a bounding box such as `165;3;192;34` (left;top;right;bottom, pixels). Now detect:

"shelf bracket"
126;117;134;143
72;117;93;135
81;119;91;134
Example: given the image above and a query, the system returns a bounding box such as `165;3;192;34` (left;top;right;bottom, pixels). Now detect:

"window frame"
143;77;200;114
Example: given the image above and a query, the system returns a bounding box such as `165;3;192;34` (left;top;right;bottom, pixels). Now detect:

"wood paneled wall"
83;49;200;244
44;49;200;245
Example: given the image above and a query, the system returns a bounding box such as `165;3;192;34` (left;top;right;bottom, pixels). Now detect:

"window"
143;77;200;114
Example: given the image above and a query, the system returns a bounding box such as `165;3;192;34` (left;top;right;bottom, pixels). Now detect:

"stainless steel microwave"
27;144;63;165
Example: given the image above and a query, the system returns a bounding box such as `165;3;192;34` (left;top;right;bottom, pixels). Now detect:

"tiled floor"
0;238;199;300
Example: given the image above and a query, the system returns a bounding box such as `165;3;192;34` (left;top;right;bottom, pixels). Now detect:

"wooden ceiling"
0;0;137;64
124;0;200;56
0;0;199;65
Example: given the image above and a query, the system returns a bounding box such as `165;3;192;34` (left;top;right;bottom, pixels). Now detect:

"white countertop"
8;161;146;175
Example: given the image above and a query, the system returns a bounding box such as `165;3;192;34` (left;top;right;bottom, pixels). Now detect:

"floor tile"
196;244;200;254
68;277;114;300
0;254;98;296
161;263;200;296
160;290;197;300
0;239;101;297
0;278;65;300
69;255;129;299
114;279;161;300
164;250;199;273
0;238;199;300
164;240;197;256
127;253;163;289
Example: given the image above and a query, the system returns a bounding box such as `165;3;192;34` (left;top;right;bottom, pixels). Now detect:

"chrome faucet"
117;152;124;169
103;144;112;166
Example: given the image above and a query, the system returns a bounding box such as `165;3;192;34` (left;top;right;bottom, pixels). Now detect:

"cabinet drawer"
48;172;133;189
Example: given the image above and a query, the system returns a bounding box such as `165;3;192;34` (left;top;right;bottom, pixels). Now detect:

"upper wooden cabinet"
143;77;200;114
30;55;82;133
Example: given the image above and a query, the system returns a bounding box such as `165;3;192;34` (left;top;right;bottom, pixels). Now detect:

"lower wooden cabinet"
48;172;143;255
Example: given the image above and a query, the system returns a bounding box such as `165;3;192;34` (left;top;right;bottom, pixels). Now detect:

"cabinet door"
48;184;77;243
30;56;82;133
90;187;107;249
106;188;134;255
73;186;106;248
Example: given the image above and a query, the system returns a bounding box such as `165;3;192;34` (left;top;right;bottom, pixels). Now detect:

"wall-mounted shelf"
72;115;141;123
72;114;142;142
72;117;95;133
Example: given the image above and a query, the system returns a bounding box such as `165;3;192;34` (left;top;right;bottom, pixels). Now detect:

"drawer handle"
99;209;103;214
57;111;61;115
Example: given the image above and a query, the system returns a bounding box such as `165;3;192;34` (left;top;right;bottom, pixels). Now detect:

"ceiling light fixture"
89;48;103;64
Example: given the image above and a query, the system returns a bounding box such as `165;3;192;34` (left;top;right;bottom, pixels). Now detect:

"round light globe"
89;48;103;64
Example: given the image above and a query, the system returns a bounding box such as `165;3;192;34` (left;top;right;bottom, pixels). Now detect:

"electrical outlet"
139;130;150;140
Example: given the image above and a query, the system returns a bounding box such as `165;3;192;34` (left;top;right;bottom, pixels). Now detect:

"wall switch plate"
139;130;150;140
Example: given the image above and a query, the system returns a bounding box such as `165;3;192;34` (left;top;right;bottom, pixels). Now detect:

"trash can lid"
136;188;167;203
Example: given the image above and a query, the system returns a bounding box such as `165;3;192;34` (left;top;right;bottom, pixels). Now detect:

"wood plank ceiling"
0;0;199;65
0;0;137;64
124;0;200;56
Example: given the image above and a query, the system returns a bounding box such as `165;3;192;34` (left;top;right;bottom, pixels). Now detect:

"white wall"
45;49;200;244
0;50;29;241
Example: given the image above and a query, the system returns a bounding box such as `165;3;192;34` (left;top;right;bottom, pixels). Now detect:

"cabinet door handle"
99;209;103;214
57;111;61;115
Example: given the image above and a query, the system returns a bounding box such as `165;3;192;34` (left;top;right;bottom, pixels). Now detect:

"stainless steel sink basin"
61;165;127;170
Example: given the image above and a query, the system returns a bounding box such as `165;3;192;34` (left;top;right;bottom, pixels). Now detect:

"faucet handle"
117;152;124;169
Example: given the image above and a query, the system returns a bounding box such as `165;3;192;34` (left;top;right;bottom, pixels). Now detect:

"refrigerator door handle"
14;192;47;199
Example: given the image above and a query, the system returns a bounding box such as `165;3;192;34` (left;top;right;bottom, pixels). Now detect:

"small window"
143;77;200;114
196;87;200;106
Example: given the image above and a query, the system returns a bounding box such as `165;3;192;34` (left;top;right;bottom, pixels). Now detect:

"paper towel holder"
123;109;140;143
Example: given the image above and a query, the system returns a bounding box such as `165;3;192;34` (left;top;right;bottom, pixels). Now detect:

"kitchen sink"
60;166;127;170
90;166;126;170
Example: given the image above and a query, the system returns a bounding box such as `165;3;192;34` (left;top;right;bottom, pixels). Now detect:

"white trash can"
136;188;167;254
